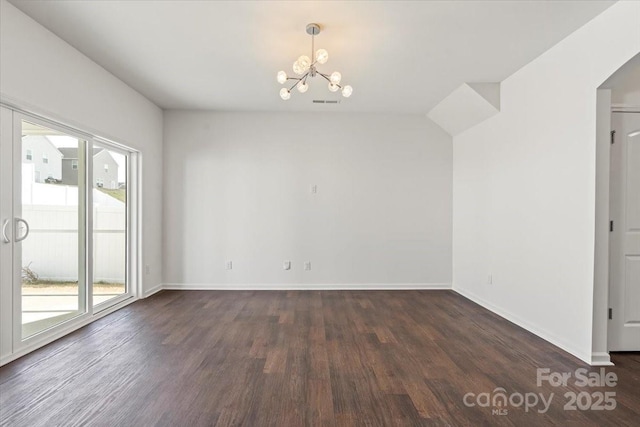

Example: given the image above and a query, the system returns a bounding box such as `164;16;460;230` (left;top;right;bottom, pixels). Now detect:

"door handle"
15;218;30;242
1;219;9;243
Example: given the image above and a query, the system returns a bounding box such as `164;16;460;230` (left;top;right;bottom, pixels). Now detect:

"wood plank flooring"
0;290;638;426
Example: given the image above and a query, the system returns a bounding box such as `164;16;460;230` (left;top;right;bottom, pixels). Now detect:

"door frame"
592;89;640;365
0;101;142;366
0;106;14;361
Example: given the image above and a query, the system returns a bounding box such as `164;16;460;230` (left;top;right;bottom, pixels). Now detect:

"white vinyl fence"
21;181;126;283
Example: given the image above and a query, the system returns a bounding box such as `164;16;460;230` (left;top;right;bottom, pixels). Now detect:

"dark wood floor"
0;290;638;426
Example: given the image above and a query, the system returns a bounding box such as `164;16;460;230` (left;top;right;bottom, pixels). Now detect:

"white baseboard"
453;286;593;365
143;284;163;298
590;352;614;366
162;282;452;291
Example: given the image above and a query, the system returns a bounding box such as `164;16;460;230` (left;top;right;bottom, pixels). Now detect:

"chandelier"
277;23;353;100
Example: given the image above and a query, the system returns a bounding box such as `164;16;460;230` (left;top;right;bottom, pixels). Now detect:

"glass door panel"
92;144;127;307
20;120;86;338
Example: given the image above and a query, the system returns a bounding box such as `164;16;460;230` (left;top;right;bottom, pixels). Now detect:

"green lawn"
98;188;126;203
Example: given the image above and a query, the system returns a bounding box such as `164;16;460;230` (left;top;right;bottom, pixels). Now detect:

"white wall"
612;81;640;106
0;0;163;293
163;111;452;288
452;1;640;364
607;54;640;106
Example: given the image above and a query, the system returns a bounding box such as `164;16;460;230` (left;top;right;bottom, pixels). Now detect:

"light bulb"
330;71;342;84
341;85;353;98
297;55;311;71
277;71;287;84
328;83;339;92
297;82;309;93
280;88;291;100
292;61;305;75
315;49;328;64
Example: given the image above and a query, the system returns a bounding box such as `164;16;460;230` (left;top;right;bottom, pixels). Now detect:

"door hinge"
610;220;614;232
611;130;616;144
608;308;612;320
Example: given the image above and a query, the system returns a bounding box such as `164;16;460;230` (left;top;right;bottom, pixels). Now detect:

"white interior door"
609;111;640;351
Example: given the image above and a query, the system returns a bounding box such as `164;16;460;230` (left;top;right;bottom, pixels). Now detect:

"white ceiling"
9;0;615;114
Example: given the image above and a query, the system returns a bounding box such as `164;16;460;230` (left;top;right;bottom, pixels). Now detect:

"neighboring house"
59;148;119;189
58;147;82;186
21;135;63;183
93;149;120;189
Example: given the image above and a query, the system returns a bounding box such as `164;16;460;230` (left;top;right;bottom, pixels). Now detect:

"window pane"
93;145;126;306
21;121;85;338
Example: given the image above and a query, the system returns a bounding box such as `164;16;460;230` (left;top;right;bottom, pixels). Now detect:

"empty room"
0;0;639;426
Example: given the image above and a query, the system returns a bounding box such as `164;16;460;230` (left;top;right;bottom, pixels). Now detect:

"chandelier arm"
288;72;309;91
317;71;342;89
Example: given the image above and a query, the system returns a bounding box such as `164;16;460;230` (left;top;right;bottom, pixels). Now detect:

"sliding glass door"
19;120;88;338
0;108;137;358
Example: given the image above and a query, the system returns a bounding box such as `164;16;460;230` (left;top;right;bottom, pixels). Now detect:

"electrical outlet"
311;185;317;194
488;274;493;284
304;261;311;271
145;265;150;275
284;261;291;270
225;261;233;270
